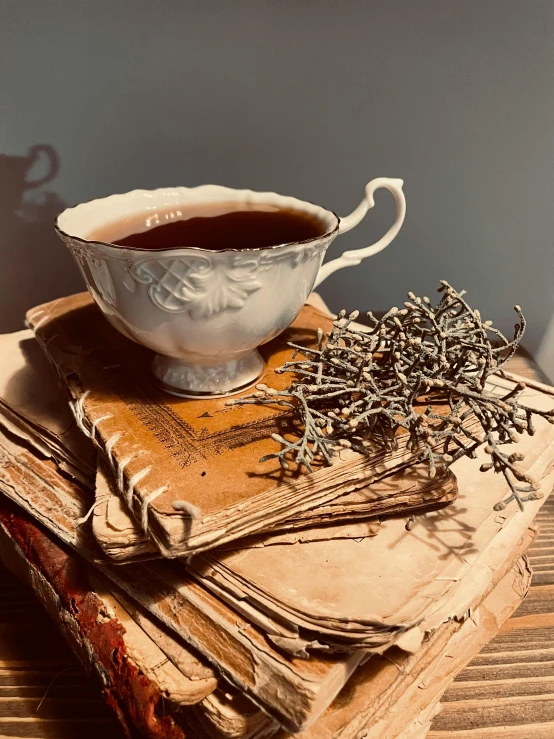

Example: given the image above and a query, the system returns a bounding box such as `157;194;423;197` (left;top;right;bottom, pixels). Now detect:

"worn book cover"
0;328;458;564
94;458;457;562
27;294;469;557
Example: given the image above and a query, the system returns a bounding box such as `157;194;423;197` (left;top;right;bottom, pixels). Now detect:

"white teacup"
56;179;405;397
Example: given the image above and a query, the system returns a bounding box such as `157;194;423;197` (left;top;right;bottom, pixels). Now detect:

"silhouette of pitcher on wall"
0;145;82;333
0;144;59;216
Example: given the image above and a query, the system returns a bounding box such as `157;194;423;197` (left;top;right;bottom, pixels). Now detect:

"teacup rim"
55;185;341;255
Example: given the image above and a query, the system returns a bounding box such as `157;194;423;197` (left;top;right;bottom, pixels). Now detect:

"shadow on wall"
0;145;82;333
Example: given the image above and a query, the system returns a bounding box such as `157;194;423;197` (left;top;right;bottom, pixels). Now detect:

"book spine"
0;497;189;739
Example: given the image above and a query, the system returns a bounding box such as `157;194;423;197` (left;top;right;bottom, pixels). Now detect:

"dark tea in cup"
90;203;326;251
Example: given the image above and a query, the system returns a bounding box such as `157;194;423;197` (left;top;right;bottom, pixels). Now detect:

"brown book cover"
93;457;457;562
27;294;469;558
0;328;458;564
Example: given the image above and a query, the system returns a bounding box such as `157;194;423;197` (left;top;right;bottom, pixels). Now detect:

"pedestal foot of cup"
152;350;265;399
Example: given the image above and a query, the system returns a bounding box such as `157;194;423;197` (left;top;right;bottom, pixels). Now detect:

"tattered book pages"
187;377;554;654
0;412;551;730
0;425;363;731
0;425;102;560
0;496;280;739
0;426;282;738
27;294;472;558
275;549;533;739
0;329;95;484
108;586;278;739
0;492;531;739
94;457;457;562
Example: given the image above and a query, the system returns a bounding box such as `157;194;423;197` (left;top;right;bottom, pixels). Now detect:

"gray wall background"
2;1;554;363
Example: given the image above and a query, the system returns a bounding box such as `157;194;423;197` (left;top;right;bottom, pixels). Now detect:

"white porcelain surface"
56;181;405;396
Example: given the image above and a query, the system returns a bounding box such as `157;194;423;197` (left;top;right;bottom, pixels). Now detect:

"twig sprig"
228;282;554;510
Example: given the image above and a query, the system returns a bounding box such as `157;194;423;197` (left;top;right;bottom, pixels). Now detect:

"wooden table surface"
1;352;553;739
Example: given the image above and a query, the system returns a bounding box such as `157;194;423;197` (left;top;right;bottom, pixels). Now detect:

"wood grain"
0;352;552;738
0;561;124;739
428;355;554;737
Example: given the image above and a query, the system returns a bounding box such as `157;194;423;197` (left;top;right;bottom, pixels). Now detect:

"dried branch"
228;282;554;510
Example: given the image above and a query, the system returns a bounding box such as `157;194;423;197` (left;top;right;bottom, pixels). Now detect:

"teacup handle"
313;177;406;288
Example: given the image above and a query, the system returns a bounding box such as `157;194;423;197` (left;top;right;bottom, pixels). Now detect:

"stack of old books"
1;292;554;739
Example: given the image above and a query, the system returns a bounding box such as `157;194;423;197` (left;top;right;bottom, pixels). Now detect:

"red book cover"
0;496;189;739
